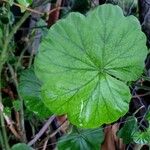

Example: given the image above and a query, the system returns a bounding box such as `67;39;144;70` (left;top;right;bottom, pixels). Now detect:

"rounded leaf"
34;4;147;128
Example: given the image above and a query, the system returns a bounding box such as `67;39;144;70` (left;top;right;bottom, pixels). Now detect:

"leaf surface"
117;116;138;144
57;127;104;150
19;69;51;118
11;143;33;150
34;4;147;128
133;129;150;144
132;109;150;144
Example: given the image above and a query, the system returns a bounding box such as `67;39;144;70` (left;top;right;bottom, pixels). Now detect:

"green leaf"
118;111;150;145
3;107;11;117
19;68;52;118
57;127;104;150
34;4;147;128
11;143;33;150
133;129;150;144
117;116;138;144
117;112;150;145
146;113;150;122
146;108;150;123
16;0;33;12
13;100;21;111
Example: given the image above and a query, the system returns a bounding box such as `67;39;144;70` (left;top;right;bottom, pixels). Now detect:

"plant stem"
9;12;30;42
8;12;30;143
0;74;10;150
49;120;67;138
28;48;34;68
2;0;43;15
15;36;35;71
0;11;30;144
0;23;10;150
0;129;5;150
7;63;27;142
0;12;30;68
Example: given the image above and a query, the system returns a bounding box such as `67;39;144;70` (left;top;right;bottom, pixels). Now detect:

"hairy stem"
0;129;5;150
0;11;30;144
0;75;10;150
0;23;10;150
7;63;27;142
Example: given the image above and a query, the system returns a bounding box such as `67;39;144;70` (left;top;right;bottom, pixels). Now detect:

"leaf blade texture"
57;127;104;150
19;68;52;118
34;4;147;128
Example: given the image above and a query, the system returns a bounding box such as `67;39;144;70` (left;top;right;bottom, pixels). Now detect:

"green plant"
19;68;52;118
0;1;149;149
57;126;104;150
11;143;33;150
34;4;147;128
117;109;150;147
16;0;33;12
0;2;30;149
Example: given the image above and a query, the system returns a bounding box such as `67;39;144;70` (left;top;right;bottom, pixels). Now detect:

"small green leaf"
16;0;33;12
3;107;11;117
57;127;104;150
133;129;150;144
118;113;150;145
117;116;138;144
145;108;150;123
19;68;52;118
11;143;33;150
13;100;21;111
34;4;147;128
